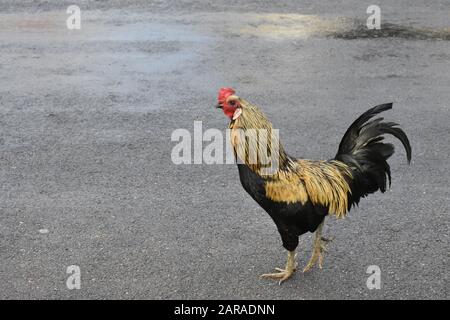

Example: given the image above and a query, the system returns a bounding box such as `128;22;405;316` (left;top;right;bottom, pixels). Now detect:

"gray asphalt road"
0;1;449;299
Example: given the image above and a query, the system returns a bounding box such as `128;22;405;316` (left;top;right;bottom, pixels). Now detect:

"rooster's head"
216;87;242;120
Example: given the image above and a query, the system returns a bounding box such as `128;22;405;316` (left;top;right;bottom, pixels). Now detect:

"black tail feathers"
335;103;412;205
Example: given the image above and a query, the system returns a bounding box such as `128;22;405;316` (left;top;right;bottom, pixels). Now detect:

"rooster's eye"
229;101;235;106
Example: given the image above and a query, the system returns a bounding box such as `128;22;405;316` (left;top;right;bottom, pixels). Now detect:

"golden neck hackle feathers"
228;97;353;218
229;98;293;175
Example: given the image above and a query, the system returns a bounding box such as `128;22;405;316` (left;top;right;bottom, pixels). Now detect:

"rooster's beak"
216;104;222;109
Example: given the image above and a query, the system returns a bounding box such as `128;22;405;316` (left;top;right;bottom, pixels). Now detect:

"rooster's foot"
260;252;297;285
260;268;296;284
303;236;332;272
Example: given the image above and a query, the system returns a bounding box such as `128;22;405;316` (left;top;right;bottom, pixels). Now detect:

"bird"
215;87;411;284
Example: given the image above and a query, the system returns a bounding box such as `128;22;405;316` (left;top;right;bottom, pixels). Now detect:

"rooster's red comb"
218;87;236;104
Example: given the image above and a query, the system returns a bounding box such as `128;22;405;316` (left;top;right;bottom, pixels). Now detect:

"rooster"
216;87;411;284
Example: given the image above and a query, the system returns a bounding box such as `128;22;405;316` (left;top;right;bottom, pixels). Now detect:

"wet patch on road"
331;22;450;40
236;14;450;41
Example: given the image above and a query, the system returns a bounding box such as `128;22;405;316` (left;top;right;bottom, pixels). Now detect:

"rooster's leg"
260;250;298;284
303;221;332;272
